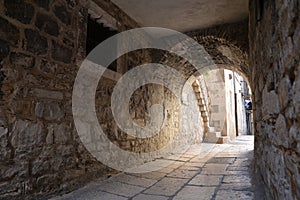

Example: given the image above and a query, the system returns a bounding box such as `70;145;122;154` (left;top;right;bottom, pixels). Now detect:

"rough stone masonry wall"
0;0;116;199
0;0;205;199
249;0;300;199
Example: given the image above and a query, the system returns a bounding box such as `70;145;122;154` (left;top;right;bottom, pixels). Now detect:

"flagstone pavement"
51;135;266;200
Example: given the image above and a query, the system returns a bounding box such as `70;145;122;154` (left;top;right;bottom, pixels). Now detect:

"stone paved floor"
51;136;265;200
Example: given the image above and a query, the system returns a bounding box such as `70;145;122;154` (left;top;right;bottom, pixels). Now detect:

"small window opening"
86;15;118;71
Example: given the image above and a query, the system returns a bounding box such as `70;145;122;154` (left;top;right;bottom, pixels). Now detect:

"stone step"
192;80;200;87
198;99;206;105
204;131;221;143
217;136;230;144
201;110;208;115
195;92;203;99
200;106;207;112
193;86;200;93
202;116;209;122
204;122;209;128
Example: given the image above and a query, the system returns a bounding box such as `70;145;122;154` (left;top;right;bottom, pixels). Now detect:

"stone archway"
157;33;251;144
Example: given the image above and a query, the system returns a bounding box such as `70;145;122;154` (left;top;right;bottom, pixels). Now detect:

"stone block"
133;194;168;200
262;89;280;117
167;169;197;179
51;41;73;63
275;114;288;147
98;181;144;197
33;0;50;10
109;173;157;188
278;76;292;110
36;13;59;37
25;29;48;55
0;39;9;59
222;175;251;184
31;159;50;177
29;88;63;100
47;123;70;144
35;102;64;121
189;174;221;186
215;190;254;200
4;0;34;24
207;157;235;164
53;4;72;25
201;163;228;174
10;52;35;68
10;120;43;148
143;177;188;196
173;186;215;200
0;17;20;45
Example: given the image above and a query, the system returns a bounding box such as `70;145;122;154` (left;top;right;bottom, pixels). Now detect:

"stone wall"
0;0;205;198
181;76;205;144
0;0;116;199
204;69;227;133
249;0;300;199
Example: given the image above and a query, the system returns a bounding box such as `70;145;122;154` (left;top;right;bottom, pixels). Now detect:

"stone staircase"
192;78;230;144
204;127;230;144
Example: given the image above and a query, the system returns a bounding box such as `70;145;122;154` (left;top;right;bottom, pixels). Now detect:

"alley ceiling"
111;0;249;32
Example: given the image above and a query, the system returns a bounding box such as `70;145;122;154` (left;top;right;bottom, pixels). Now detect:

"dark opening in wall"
86;15;118;71
255;0;264;22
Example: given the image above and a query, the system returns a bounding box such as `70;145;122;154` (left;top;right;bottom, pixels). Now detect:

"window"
86;15;118;71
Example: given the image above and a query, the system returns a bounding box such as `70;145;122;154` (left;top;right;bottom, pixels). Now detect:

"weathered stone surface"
47;123;70;144
0;0;298;199
0;40;9;59
174;186;215;200
10;120;43;148
133;194;169;200
53;4;72;25
0;129;10;160
189;174;221;186
36;13;59;37
130;171;166;180
249;1;300;199
51;41;73;63
35;102;64;121
143;177;187;196
275;114;288;147
222;175;251;184
39;60;58;74
110;174;157;188
98;181;144;197
29;88;63;100
10;52;35;68
278;76;292;111
288;125;300;149
262;89;280;117
4;0;34;24
293;72;300;119
25;29;48;55
201;164;228;174
167;169;197;179
32;158;50;177
215;190;254;200
207;157;235;164
33;0;50;10
0;17;20;45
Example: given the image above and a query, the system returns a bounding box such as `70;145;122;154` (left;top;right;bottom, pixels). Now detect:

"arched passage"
0;0;298;199
156;34;252;143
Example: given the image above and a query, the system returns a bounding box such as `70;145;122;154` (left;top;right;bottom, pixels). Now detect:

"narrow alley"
0;0;299;199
